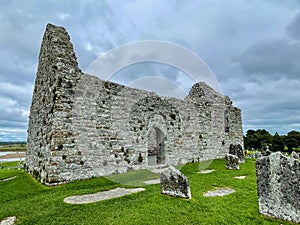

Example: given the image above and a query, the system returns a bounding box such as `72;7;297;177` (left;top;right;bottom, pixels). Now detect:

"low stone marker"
256;152;300;223
160;166;191;199
225;154;239;170
229;144;244;163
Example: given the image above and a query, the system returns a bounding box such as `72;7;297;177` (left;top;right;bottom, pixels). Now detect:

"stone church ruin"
25;24;243;184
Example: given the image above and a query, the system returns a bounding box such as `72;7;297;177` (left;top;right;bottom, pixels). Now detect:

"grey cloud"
223;74;300;135
1;0;300;141
0;120;27;129
236;38;300;79
0;82;33;106
110;63;181;86
286;11;300;40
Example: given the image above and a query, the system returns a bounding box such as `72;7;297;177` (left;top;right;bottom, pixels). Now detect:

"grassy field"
0;144;26;152
0;159;297;225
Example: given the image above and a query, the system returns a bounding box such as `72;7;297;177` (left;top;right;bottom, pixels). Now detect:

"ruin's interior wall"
25;23;244;184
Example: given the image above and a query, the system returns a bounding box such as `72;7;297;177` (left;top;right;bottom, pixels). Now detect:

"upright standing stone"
160;166;191;199
225;153;239;170
291;151;299;159
253;151;262;159
262;146;272;156
256;152;300;223
229;144;244;163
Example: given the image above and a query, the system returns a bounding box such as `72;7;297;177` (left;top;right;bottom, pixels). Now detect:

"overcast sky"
1;0;300;141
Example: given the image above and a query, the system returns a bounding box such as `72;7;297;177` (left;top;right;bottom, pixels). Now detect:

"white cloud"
128;76;187;99
59;13;70;21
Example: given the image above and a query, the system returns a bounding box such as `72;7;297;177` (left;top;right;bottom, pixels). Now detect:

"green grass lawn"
0;159;297;225
0;144;26;152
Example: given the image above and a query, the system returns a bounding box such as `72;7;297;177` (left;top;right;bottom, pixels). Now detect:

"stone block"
256;152;300;223
160;166;191;199
148;156;157;166
253;151;262;159
229;144;244;163
225;153;239;170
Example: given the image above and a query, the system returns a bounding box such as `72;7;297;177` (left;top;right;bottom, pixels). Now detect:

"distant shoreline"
0;152;26;159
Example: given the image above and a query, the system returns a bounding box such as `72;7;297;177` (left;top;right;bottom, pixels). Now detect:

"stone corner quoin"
25;23;244;185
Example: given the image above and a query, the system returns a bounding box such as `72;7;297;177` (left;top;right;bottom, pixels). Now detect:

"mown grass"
0;159;297;225
0;144;26;152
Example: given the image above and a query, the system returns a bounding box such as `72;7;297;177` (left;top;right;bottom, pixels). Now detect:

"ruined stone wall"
26;24;244;184
26;24;82;182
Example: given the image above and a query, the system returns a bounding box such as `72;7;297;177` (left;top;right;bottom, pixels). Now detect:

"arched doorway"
148;127;165;166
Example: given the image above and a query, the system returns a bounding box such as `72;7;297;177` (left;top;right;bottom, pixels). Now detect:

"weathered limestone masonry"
256;152;300;223
25;23;243;184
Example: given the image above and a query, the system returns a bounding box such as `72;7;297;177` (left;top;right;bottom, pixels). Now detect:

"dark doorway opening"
148;127;165;165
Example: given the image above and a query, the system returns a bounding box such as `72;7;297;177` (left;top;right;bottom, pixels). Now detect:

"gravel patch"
64;187;145;204
204;187;235;197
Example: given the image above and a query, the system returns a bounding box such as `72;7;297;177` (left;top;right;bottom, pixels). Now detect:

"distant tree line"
0;141;26;146
244;129;300;154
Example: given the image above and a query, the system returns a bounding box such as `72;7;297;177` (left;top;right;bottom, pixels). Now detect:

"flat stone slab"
204;187;235;197
0;216;16;225
143;179;160;184
64;187;145;204
0;176;16;182
150;168;167;174
198;169;215;174
234;176;246;179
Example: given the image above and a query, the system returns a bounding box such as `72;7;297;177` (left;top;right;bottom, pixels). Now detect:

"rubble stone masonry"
25;24;243;184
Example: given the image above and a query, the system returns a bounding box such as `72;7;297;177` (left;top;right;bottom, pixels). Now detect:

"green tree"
244;129;272;150
285;131;300;154
244;129;257;150
271;132;284;152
